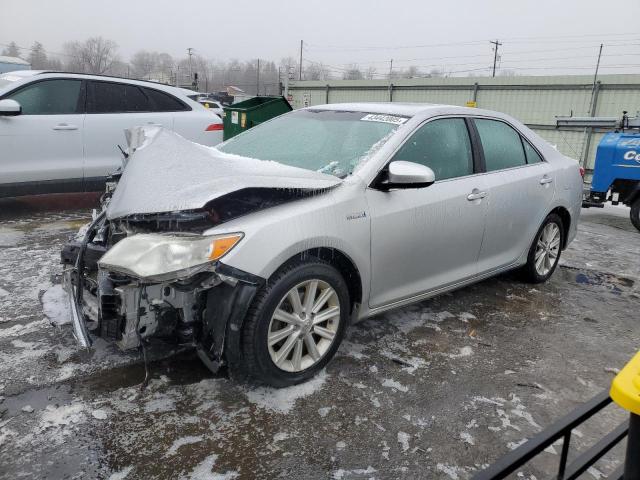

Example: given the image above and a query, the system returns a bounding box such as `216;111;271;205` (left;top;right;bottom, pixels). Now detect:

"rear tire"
238;259;349;388
630;198;640;232
521;213;564;283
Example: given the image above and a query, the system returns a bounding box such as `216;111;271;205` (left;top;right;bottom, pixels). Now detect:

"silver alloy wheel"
267;279;341;372
534;222;561;276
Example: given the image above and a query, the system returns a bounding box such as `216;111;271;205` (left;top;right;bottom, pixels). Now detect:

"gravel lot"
0;196;638;480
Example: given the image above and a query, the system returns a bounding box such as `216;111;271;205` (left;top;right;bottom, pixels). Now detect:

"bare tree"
306;62;326;81
365;66;377;80
64;37;118;74
2;41;21;57
404;65;422;78
343;64;364;80
28;42;48;69
130;50;158;78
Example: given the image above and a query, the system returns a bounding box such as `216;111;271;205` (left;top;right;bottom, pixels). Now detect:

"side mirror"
377;160;435;190
0;99;21;116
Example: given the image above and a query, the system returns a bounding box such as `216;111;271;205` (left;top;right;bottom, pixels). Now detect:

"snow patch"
0;319;48;338
332;466;376;479
92;409;108;420
381;378;408;392
108;466;134;480
437;463;463;480
40;402;86;428
397;431;410;452
460;432;475;445
245;370;328;413
182;454;239;480
318;406;333;418
166;436;204;456
41;284;71;326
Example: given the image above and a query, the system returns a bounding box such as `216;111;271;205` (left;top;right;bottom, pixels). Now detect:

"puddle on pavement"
76;350;219;396
560;267;635;295
0;384;74;418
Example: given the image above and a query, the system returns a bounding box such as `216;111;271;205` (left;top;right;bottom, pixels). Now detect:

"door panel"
83;112;172;178
473;118;556;273
83;80;173;179
477;163;555;273
0;79;84;184
367;178;488;308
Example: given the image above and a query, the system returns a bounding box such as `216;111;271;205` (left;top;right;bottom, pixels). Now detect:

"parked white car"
0;70;223;197
198;99;224;118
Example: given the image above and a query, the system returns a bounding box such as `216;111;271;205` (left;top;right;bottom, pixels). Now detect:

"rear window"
143;87;189;112
87;81;150;113
475;118;527;172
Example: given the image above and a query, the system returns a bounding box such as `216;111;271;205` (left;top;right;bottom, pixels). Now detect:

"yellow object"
240;112;247;128
208;234;243;260
203;102;210;108
610;350;640;415
466;101;477;108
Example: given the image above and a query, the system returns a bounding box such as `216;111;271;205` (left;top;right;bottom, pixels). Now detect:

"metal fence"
286;75;640;172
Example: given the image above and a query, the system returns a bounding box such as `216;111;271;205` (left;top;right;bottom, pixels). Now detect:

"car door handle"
53;123;78;131
540;176;554;185
467;191;487;201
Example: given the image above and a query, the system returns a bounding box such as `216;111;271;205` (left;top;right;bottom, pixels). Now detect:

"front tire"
521;213;564;283
630;198;640;232
239;259;349;387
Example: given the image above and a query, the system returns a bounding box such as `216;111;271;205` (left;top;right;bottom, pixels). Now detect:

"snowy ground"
0;198;638;479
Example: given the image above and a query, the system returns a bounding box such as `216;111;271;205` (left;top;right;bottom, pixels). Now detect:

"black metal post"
558;432;571;480
625;413;640;480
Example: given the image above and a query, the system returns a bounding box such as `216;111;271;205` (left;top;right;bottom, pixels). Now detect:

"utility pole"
187;47;194;82
490;39;502;77
389;59;393;80
299;40;303;81
588;44;603;114
256;58;260;96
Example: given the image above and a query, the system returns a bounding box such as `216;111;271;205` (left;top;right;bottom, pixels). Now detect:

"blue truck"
557;112;640;231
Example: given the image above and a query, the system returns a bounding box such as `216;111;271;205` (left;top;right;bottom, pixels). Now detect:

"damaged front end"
61;205;263;371
59;127;341;372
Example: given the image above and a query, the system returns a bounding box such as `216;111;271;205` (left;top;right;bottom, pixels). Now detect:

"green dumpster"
222;96;292;140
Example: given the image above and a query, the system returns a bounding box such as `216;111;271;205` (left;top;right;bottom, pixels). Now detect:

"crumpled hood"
106;127;342;219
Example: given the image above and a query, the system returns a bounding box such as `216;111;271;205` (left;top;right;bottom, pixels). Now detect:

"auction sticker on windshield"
360;114;408;125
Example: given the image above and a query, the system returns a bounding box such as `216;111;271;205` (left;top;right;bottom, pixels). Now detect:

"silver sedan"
63;103;583;387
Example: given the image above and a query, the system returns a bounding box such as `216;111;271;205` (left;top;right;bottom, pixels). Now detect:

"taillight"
579;167;585;178
205;123;223;131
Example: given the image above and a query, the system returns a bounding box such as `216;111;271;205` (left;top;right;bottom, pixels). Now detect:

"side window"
87;81;150;113
392;118;473;181
475;119;527;171
522;138;544;163
7;79;82;115
143;88;189;112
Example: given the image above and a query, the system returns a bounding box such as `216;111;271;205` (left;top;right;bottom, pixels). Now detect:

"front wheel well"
278;248;362;313
549;206;571;249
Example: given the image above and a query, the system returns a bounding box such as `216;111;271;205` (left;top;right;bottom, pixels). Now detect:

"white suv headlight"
98;232;243;281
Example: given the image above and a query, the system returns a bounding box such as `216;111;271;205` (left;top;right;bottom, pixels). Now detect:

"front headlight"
98;232;243;281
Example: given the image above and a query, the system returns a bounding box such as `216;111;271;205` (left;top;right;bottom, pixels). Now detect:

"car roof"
308;102;515;122
6;71;194;97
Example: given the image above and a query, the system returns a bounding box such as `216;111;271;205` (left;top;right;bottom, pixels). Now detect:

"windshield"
217;109;407;177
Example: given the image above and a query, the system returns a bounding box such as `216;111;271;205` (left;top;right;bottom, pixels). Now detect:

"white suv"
0;70;224;197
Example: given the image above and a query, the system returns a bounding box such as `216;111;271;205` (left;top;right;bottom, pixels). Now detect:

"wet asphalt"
0;195;638;479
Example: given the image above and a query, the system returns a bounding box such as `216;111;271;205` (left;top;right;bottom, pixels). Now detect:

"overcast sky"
2;0;640;76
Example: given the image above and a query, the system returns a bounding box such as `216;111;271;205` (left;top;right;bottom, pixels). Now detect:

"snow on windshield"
217;110;406;178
